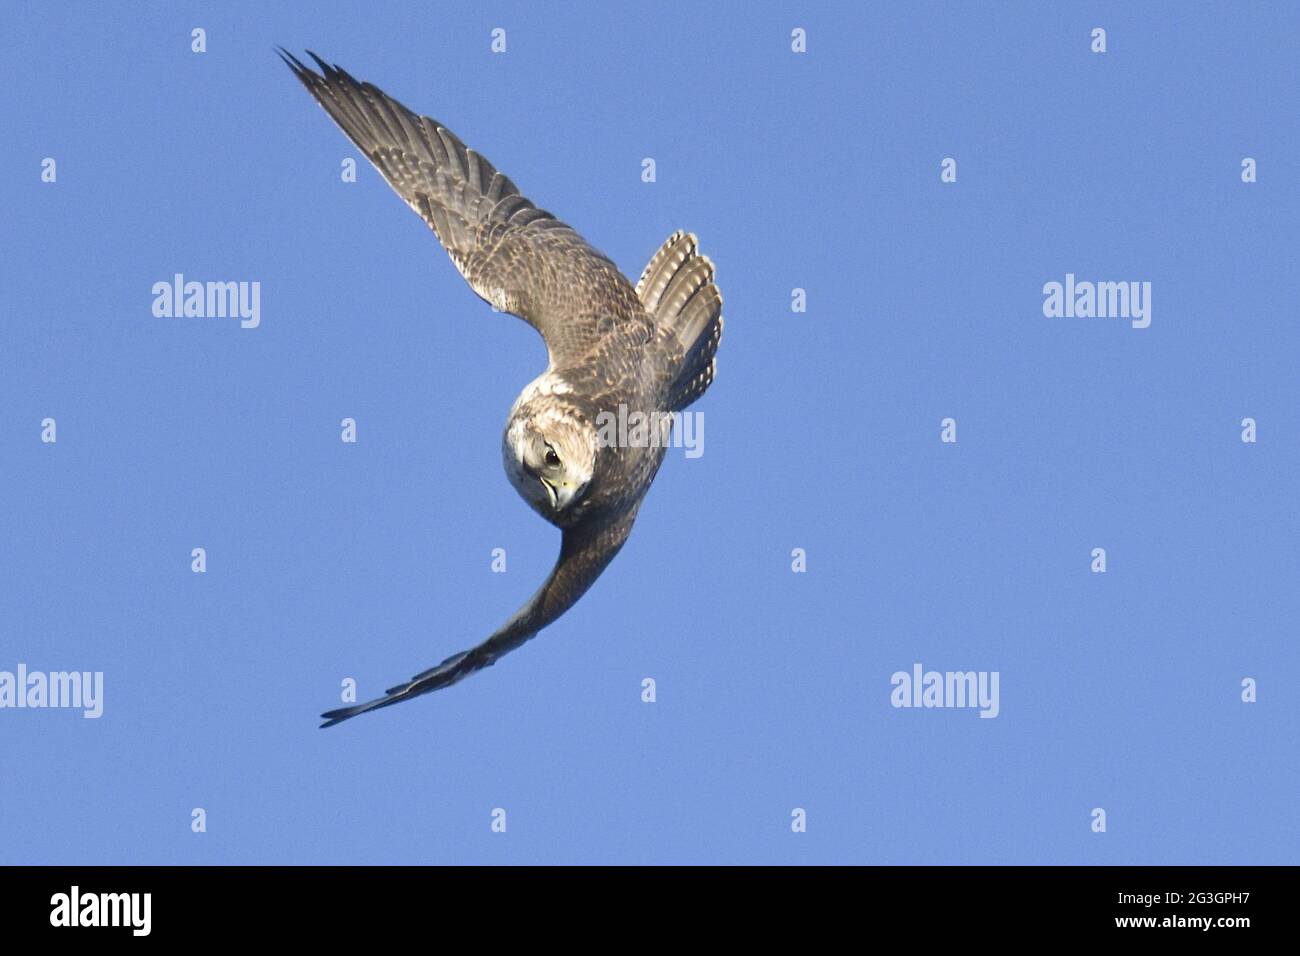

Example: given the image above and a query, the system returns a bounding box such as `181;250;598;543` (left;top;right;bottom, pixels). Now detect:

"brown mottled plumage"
279;51;723;726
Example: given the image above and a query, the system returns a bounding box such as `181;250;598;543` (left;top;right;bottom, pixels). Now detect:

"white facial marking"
507;418;528;462
514;372;572;410
536;407;572;431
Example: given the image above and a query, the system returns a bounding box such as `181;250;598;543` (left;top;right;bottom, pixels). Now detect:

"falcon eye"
544;447;561;468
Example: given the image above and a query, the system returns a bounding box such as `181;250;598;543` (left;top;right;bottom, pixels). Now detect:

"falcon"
279;51;724;727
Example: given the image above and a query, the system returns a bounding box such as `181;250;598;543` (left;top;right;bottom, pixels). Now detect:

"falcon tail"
636;231;724;411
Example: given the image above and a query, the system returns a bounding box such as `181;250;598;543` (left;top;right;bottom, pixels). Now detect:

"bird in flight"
279;51;724;727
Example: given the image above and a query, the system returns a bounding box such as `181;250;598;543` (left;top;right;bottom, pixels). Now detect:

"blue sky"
1;2;1297;864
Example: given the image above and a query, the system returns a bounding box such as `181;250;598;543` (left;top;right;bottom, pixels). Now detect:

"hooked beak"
540;476;559;509
540;476;586;512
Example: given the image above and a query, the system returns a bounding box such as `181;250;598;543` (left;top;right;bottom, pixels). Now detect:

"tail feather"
666;335;720;412
637;231;723;411
658;256;716;347
635;229;693;312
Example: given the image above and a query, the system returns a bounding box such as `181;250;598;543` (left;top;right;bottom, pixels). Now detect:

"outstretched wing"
279;50;646;364
320;510;637;727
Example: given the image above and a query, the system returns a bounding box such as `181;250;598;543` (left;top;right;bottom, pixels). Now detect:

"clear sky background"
2;2;1296;864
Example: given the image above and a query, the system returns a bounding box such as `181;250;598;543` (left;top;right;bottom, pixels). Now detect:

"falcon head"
504;401;597;521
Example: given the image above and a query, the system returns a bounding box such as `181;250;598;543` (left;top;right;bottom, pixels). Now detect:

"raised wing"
279;49;646;364
320;509;637;727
